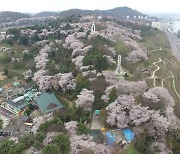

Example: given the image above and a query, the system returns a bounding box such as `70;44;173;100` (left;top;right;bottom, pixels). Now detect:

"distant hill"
0;7;147;26
57;7;147;19
105;7;146;18
33;11;60;17
58;9;106;17
0;11;30;23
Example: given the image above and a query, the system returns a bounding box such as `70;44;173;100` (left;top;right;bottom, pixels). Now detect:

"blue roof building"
106;131;116;146
1;87;36;115
122;128;135;142
2;95;29;115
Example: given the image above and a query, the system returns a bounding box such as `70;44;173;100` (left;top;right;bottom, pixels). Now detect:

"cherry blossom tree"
72;55;84;69
102;71;119;85
64;121;113;154
70;135;113;154
43;132;58;145
58;73;76;92
33;72;76;91
33;70;47;84
23;70;32;80
72;45;92;57
125;49;148;63
129;105;153;126
151;141;171;154
143;87;177;128
102;71;148;96
34;45;51;69
64;121;77;136
75;89;95;112
103;55;116;65
143;87;175;107
106;94;174;138
26;147;42;154
147;110;171;137
63;34;84;50
101;86;114;103
115;80;148;96
97;21;148;63
106;95;135;128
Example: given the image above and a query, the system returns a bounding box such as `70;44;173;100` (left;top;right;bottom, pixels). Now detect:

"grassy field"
139;29;180;117
127;145;139;154
120;28;180;119
0;42;34;86
120;144;139;154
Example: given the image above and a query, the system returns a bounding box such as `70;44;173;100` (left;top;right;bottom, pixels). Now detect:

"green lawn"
139;29;180;108
127;145;139;154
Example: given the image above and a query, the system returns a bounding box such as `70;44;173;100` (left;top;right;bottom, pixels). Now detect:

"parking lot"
0;107;12;128
0;113;10;128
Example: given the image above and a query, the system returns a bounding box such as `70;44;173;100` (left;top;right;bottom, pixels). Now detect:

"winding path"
149;48;164;52
149;58;180;100
164;58;177;67
161;76;171;87
150;58;162;87
169;71;180;100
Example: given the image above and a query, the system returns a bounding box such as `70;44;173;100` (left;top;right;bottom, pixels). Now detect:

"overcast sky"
0;0;179;14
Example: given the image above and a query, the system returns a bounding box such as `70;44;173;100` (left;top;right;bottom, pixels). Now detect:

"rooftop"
106;131;116;146
13;81;20;87
35;92;63;113
6;95;28;108
122;128;135;142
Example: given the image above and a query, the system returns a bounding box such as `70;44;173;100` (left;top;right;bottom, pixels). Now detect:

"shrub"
53;132;70;153
77;122;89;135
134;135;154;154
115;41;132;57
94;98;107;110
93;55;108;72
37;117;64;133
90;75;107;99
109;87;117;103
18;133;34;148
174;103;180;119
0;119;3;129
0;140;15;154
43;144;62;154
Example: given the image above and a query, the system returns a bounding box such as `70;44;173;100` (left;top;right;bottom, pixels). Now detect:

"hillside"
33;11;60;17
0;11;30;23
106;6;146;18
34;6;147;19
0;7;148;30
0;11;179;154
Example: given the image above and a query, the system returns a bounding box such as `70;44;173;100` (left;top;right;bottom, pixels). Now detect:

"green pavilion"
35;92;63;113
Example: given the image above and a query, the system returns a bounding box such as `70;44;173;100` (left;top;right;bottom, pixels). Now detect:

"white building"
151;22;167;31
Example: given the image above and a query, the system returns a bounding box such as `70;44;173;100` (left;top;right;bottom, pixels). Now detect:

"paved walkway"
169;71;180;100
150;58;162;87
149;58;180;100
161;76;171;87
91;115;103;130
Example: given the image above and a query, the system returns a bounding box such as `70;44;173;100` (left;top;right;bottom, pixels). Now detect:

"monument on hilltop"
91;22;96;32
115;54;126;76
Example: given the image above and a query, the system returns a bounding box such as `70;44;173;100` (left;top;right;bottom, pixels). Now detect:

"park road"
165;30;180;62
